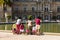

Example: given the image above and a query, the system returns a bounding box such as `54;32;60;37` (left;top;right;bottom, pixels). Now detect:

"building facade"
11;0;60;20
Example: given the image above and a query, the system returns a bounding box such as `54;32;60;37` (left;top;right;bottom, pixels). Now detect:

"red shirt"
20;24;24;30
35;18;40;25
16;24;20;31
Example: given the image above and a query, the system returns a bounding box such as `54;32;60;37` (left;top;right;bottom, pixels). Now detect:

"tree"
3;0;13;13
4;0;13;7
0;0;4;5
3;0;13;21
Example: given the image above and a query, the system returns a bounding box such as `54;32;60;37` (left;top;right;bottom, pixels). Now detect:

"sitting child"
12;24;17;34
16;17;22;34
32;25;36;35
20;23;25;34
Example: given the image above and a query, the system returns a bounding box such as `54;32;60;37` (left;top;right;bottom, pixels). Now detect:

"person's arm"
40;19;42;22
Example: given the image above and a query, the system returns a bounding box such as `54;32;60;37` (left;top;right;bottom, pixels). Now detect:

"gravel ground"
0;32;60;40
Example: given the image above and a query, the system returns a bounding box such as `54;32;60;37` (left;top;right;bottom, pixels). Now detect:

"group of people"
12;16;41;35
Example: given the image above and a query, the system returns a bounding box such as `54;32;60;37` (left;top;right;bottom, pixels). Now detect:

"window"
32;7;35;11
44;7;48;12
24;7;26;12
13;5;20;15
14;6;19;11
23;5;27;12
45;15;49;20
44;5;50;12
57;7;60;12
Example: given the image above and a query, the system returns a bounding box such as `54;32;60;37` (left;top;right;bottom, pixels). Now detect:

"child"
35;16;41;35
12;24;17;34
16;17;22;34
32;25;36;35
27;17;33;35
20;23;25;34
26;29;29;35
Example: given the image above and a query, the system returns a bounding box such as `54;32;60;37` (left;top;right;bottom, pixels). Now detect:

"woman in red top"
35;16;41;35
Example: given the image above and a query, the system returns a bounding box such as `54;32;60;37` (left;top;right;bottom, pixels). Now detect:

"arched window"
44;4;50;12
44;7;48;12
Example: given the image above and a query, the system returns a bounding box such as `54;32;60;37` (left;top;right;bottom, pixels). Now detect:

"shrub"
7;16;11;20
28;15;34;20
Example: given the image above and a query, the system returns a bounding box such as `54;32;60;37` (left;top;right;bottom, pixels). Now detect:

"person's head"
18;16;21;19
37;16;41;19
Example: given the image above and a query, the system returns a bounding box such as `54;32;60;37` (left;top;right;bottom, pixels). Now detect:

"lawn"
0;24;12;30
0;23;60;33
40;22;60;33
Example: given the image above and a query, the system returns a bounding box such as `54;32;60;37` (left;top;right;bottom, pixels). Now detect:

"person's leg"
12;28;16;34
27;26;31;35
36;25;40;35
32;30;36;35
12;28;15;34
29;26;32;35
36;25;38;35
26;29;29;35
20;29;25;34
16;25;19;34
37;25;40;35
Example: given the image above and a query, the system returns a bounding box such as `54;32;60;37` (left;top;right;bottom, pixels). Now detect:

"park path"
0;32;60;40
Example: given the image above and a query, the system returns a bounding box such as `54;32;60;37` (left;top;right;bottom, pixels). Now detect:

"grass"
0;24;12;30
0;23;60;33
40;23;60;33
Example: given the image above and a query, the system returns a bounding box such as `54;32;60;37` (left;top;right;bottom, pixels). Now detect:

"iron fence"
0;22;60;33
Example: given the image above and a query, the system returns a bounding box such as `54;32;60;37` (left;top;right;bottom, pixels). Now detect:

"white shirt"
16;19;21;24
32;26;36;30
28;20;32;26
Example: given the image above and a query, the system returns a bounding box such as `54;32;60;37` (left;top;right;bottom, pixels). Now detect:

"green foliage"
7;16;11;20
4;0;12;6
28;15;34;20
0;24;12;30
0;0;4;5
